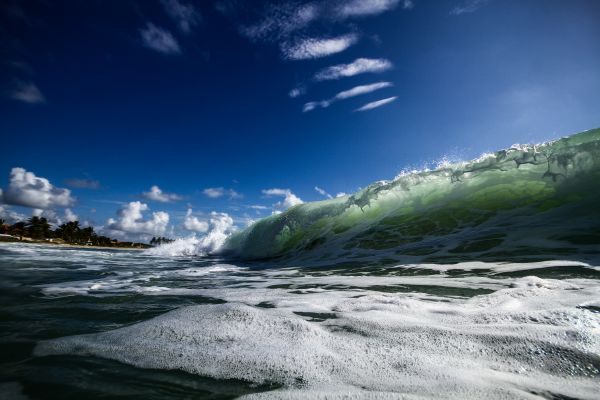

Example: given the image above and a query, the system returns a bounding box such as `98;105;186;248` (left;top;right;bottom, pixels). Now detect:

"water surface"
1;243;599;399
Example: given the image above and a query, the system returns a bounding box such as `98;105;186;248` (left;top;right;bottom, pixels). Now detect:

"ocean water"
2;129;600;398
1;242;599;399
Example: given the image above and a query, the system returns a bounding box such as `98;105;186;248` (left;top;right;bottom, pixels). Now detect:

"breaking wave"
222;128;600;265
146;212;235;257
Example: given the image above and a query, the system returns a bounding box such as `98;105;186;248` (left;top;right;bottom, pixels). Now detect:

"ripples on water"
1;243;599;399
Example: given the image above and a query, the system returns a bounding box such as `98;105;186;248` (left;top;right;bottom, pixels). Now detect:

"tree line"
0;217;157;248
149;237;175;246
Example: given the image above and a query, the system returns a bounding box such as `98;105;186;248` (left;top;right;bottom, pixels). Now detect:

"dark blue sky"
1;0;599;240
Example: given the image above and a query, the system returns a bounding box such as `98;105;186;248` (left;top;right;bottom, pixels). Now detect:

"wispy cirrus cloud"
242;2;319;41
336;0;408;18
281;34;358;60
242;0;410;41
8;80;45;104
314;58;393;81
289;85;306;98
140;23;181;54
64;178;100;190
336;82;393;99
303;81;393;112
450;0;490;15
141;185;182;203
314;186;332;199
232;1;410;64
355;96;397;111
161;0;201;33
248;204;269;210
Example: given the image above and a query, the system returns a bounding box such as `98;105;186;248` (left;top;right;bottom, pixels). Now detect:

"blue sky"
1;0;599;241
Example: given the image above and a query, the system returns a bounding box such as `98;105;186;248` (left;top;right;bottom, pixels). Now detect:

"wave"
221;128;600;264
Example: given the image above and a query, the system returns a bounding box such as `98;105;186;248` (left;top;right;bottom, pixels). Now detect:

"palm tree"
9;222;26;240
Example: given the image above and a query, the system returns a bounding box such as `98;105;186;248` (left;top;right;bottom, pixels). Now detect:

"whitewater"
1;129;599;399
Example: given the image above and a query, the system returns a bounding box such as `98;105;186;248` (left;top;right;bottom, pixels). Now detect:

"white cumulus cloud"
141;185;182;203
183;208;209;232
107;201;169;235
64;208;78;222
262;188;303;211
140;23;181;54
355;96;397;111
1;167;75;209
314;58;393;81
282;34;358;60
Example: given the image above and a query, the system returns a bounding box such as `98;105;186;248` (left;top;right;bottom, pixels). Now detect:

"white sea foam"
6;244;598;397
145;236;203;257
176;264;244;277
36;275;600;399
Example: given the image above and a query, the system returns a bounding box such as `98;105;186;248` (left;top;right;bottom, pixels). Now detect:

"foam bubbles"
36;276;600;399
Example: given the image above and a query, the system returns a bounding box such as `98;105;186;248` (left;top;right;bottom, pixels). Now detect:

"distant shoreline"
0;236;146;251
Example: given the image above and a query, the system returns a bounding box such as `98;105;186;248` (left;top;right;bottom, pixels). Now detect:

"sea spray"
146;211;235;256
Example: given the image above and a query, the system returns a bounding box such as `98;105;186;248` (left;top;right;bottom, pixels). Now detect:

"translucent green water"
223;129;600;265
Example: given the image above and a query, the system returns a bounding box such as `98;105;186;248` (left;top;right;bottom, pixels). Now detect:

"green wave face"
223;129;600;265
